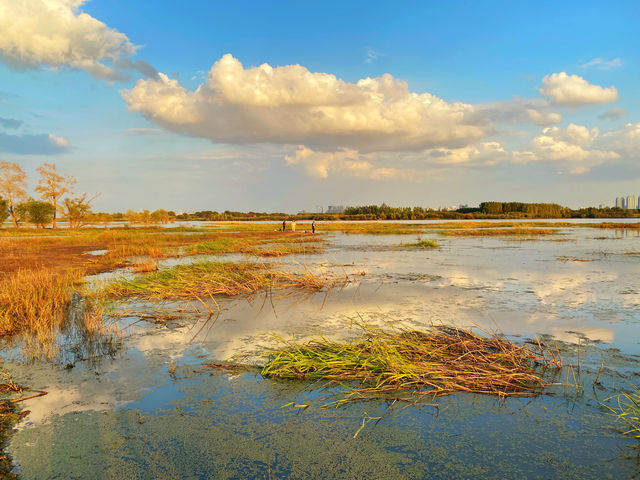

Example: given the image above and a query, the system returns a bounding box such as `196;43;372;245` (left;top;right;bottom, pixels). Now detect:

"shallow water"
5;222;640;478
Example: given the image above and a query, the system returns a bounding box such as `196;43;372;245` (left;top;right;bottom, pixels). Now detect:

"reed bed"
100;261;344;301
260;325;561;404
0;268;83;337
0;268;101;360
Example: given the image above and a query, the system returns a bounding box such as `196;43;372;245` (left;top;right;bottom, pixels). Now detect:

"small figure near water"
312;220;316;234
282;219;286;231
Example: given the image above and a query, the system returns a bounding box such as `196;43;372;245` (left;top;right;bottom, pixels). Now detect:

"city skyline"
1;1;640;212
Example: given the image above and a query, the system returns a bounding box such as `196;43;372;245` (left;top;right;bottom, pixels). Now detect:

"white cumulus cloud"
539;72;618;106
284;146;414;180
121;54;488;153
513;123;619;174
0;0;155;81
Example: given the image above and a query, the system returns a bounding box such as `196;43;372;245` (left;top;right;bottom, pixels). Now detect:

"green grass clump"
261;325;560;404
405;238;439;248
607;388;640;440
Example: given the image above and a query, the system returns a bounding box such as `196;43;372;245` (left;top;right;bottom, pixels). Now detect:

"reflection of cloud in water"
549;327;614;345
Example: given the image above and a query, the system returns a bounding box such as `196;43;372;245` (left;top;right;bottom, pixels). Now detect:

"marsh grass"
0;268;119;361
100;261;345;301
404;238;439;248
260;324;561;405
606;388;640;440
0;268;82;337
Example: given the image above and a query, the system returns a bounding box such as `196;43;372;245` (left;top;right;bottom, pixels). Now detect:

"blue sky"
1;0;639;212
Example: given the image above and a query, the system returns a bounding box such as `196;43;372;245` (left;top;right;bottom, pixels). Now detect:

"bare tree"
35;163;76;229
64;193;98;229
0;161;28;228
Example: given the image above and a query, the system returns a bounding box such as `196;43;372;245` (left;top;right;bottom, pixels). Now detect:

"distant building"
615;197;624;208
599;204;607;209
627;195;637;210
326;205;345;214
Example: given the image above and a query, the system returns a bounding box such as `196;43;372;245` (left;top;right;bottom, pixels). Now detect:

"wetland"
1;220;640;479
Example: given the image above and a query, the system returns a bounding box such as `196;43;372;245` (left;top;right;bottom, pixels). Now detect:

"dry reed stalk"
260;325;561;404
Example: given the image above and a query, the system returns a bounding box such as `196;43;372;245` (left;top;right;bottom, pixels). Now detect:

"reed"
606;388;640;440
260;324;560;404
100;261;343;300
0;268;82;337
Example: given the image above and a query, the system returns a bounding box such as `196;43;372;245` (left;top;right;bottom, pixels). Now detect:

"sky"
0;0;639;212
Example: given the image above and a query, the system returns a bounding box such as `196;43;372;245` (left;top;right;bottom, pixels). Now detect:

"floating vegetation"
557;256;593;262
259;324;561;405
100;261;347;301
254;243;323;257
404;238;439;248
606;387;640;441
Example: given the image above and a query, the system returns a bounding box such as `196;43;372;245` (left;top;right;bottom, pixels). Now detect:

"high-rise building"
627;195;636;210
615;197;623;208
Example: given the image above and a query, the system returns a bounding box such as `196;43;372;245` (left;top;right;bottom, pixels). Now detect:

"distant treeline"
163;203;638;221
4;202;639;228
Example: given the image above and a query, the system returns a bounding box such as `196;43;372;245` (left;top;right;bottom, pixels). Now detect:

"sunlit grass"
99;261;345;301
606;388;640;440
260;324;561;405
404;238;439;248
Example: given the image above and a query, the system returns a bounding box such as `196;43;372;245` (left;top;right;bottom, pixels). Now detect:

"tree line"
2;162;637;228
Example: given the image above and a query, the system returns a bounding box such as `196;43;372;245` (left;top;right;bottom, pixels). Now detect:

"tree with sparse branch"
0;161;28;228
35;163;76;229
64;193;99;229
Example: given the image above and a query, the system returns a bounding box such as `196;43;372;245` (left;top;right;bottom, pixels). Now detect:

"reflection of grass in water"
100;261;346;301
260;324;561;405
606;388;640;440
0;269;83;360
0;268;120;362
